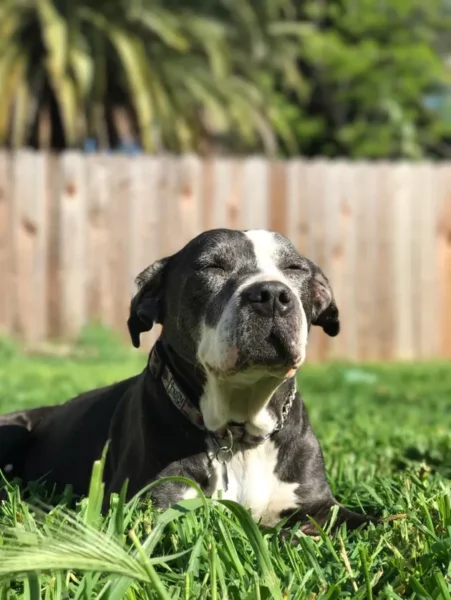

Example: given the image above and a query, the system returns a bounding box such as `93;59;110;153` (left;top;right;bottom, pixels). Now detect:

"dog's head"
128;229;339;380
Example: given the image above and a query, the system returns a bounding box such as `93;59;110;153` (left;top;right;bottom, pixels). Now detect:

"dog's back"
1;375;140;496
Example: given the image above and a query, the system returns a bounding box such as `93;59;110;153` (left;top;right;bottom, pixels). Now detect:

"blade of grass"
358;545;372;600
218;500;282;600
24;573;40;600
216;518;246;578
85;442;109;528
129;529;171;600
434;572;451;600
209;536;217;600
106;477;209;600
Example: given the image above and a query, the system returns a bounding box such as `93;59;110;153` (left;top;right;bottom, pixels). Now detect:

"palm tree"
0;0;306;152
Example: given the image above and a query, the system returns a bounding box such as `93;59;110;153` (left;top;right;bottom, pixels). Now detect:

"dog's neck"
153;339;297;439
199;368;295;436
159;340;206;407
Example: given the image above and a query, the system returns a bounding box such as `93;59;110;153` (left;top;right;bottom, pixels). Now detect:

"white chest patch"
210;439;299;527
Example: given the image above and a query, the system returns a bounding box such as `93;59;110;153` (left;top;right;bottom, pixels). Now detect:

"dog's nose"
244;281;294;317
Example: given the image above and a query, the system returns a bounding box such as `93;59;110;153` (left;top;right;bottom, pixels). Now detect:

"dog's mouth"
206;358;301;375
205;331;303;381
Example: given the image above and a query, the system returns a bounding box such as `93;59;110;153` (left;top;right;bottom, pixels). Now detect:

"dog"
0;229;376;534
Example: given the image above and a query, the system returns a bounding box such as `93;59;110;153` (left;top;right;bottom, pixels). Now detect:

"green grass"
0;327;451;599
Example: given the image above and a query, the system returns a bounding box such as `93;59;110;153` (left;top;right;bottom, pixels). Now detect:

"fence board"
241;157;268;230
10;150;49;342
438;165;451;358
269;161;286;234
179;154;203;246
412;163;438;358
1;151;449;362
159;156;181;258
33;152;50;342
86;155;109;324
207;159;231;230
355;162;379;360
392;163;415;359
201;158;214;231
376;163;395;360
286;159;309;255
334;162;358;360
228;160;242;229
46;154;60;338
58;151;87;339
0;151;12;335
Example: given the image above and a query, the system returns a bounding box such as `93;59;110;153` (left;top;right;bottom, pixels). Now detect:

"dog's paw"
300;505;379;537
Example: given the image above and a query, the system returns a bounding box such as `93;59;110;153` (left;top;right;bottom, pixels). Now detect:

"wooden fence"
0;150;450;362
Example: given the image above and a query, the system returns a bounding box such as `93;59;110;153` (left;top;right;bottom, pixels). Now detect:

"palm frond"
0;0;306;152
0;47;27;144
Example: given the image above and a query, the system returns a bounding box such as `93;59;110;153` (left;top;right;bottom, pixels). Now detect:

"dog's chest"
210;440;299;527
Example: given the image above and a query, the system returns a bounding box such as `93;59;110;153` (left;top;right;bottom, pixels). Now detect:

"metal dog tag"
215;428;233;494
221;462;229;493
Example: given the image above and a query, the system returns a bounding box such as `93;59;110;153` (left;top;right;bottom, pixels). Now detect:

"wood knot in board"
22;218;37;235
228;203;238;222
90;207;103;227
332;243;343;259
0;187;3;201
181;184;192;203
341;202;351;218
119;177;129;191
298;223;309;235
65;182;76;197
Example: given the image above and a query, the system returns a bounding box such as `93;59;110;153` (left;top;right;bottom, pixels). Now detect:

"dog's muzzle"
233;279;303;371
199;278;305;376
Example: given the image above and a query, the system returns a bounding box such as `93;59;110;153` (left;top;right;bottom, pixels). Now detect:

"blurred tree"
279;0;451;158
0;0;305;152
1;0;450;157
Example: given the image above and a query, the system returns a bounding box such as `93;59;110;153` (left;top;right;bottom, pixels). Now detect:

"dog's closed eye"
196;258;231;273
202;264;226;272
283;263;309;274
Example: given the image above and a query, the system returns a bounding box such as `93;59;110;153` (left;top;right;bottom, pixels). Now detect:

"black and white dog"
0;229;376;534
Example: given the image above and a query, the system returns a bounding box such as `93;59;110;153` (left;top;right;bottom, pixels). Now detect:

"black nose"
244;281;295;317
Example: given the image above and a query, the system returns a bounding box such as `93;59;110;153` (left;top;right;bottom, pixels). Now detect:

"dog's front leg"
104;456;211;513
272;409;379;538
279;502;379;539
148;455;213;509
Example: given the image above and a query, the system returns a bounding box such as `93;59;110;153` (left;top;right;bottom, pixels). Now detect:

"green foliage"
285;0;451;158
1;337;451;597
1;0;449;156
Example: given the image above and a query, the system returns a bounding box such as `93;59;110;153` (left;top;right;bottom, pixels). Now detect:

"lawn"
0;328;450;599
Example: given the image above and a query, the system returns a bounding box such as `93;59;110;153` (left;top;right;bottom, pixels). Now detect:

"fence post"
58;151;88;340
0;151;12;336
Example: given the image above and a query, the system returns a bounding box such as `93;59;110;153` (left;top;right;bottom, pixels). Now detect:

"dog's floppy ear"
128;257;169;348
310;265;340;337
